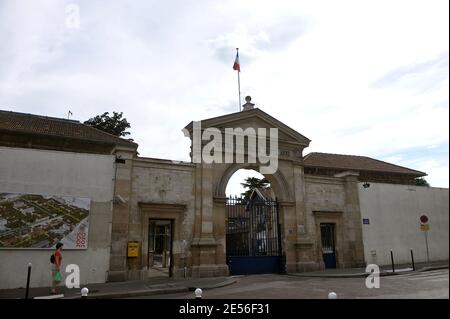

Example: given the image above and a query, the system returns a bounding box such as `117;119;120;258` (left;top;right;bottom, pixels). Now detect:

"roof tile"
303;152;426;176
0;110;137;147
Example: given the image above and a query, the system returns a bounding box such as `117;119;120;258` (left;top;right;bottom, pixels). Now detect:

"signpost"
420;215;430;263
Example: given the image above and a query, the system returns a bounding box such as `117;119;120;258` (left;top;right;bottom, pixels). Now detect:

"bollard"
81;287;89;299
25;263;32;299
194;288;203;299
410;248;415;271
390;250;395;273
328;292;338;299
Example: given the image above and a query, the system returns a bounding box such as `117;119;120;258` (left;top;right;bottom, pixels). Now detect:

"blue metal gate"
226;197;282;275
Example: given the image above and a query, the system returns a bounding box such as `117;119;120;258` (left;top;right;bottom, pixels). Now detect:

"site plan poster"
0;193;90;249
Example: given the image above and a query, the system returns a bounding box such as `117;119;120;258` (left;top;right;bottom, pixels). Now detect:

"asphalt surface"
129;268;449;299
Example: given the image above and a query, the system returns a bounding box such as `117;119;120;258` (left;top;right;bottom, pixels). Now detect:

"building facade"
0;105;447;288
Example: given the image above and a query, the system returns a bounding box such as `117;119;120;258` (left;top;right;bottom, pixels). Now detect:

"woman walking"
50;242;63;294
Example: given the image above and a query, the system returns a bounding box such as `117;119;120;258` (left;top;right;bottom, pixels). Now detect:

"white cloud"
0;0;448;188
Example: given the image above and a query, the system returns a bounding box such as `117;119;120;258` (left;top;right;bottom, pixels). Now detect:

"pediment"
184;108;310;147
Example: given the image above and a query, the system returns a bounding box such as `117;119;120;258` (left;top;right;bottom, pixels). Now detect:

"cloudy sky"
1;0;448;195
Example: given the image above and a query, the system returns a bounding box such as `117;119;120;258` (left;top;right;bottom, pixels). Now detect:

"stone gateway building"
0;104;448;288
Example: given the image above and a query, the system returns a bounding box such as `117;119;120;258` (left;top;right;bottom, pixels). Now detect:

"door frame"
313;211;344;269
320;222;337;269
148;218;174;277
139;203;186;278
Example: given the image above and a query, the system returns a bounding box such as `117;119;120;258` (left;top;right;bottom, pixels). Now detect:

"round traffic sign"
420;215;429;224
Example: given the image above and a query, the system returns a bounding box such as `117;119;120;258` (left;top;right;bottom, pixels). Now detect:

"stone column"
292;164;317;272
191;163;228;277
107;148;134;282
336;171;365;267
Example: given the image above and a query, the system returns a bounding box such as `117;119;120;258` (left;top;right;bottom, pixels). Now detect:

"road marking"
384;269;448;280
428;278;449;283
406;274;449;281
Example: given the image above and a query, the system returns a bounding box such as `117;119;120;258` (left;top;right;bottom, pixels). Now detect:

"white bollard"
328;292;338;299
81;287;89;299
194;288;203;299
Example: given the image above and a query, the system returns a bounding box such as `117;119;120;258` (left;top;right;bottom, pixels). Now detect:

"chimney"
242;96;255;111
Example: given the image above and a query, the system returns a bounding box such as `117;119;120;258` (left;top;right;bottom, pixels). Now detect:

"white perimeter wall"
0;147;115;289
359;182;449;266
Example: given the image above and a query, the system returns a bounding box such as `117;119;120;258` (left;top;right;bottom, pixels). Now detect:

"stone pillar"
107;148;135;282
337;171;365;268
292;164;318;272
278;201;297;273
191;163;228;277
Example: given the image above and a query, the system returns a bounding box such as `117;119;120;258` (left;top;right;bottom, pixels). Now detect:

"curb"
287;264;448;279
63;286;189;299
418;265;449;272
187;278;237;291
287;270;414;279
63;278;237;299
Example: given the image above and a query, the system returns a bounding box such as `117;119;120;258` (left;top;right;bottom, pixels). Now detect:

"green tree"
415;177;430;187
84;111;131;137
240;177;270;199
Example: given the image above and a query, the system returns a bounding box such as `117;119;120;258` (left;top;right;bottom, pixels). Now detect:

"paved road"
130;269;448;299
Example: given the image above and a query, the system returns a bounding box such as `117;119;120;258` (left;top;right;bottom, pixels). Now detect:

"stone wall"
109;156;196;280
359;183;449;265
0;146;115;289
304;174;365;269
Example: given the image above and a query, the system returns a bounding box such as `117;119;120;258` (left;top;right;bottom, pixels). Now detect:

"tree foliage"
415;177;430;187
240;177;270;199
84;111;131;137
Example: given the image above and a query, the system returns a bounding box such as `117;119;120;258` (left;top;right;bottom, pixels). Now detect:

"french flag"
233;50;240;72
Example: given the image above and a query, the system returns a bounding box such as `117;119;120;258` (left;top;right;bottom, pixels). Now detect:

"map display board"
0;193;90;249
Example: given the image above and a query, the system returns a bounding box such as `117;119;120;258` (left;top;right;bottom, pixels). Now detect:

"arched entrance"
216;164;292;275
184;106;312;278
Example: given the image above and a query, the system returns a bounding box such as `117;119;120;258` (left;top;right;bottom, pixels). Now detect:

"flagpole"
236;48;241;112
237;70;241;112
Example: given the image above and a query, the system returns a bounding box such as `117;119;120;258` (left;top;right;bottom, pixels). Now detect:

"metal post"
424;231;430;263
81;287;89;299
328;292;338;299
390;250;395;273
25;263;32;299
236;48;242;112
237;69;241;111
410;248;415;271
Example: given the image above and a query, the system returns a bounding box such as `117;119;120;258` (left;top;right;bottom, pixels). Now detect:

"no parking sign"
420;215;430;231
420;215;430;263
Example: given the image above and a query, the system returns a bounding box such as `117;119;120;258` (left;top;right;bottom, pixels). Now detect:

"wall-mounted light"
114;195;127;204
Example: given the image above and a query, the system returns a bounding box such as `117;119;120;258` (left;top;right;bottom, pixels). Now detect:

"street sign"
420;215;429;224
419;215;430;263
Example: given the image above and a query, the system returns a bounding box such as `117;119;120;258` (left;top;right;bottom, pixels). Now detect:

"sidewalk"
0;276;237;299
1;261;447;299
288;260;449;278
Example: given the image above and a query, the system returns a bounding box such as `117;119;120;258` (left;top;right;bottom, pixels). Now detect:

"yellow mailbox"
127;241;140;257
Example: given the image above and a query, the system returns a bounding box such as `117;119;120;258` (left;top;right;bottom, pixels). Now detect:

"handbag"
53;271;62;282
